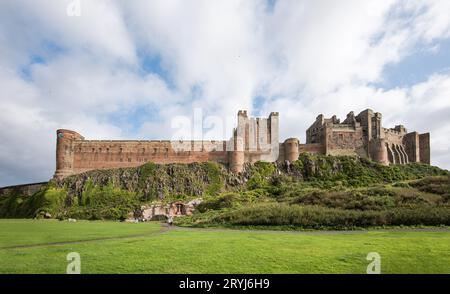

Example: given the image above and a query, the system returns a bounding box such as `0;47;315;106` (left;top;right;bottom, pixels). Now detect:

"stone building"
54;109;430;179
54;110;281;178
305;109;430;165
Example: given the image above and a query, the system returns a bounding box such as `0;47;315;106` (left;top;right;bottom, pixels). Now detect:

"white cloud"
0;0;136;66
120;0;271;115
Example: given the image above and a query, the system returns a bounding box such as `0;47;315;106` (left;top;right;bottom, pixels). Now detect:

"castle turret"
369;138;389;166
229;128;245;173
284;138;299;162
54;129;84;179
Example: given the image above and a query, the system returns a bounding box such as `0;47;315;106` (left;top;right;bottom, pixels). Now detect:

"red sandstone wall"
419;133;430;164
369;139;389;165
383;129;404;145
299;143;324;154
325;128;365;156
403;132;420;163
71;140;228;174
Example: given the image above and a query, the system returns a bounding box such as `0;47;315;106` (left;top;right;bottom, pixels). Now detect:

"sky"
1;0;450;186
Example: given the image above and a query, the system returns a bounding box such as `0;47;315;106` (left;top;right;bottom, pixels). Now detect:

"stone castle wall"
305;109;430;166
419;133;430;164
0;182;48;198
57;134;230;177
55;111;282;178
52;109;431;180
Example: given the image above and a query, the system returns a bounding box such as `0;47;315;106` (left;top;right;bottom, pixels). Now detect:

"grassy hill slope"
1;154;449;228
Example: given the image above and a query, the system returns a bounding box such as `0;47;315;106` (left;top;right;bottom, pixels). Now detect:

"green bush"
292;190;396;211
246;161;277;189
205;161;224;195
151;214;168;221
138;162;158;189
410;176;450;201
0;186;67;218
71;181;138;220
289;154;448;187
387;206;450;226
209;203;450;229
197;193;237;212
211;204;386;229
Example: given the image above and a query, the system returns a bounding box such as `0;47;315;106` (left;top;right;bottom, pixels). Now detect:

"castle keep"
54;109;430;179
306;109;430;166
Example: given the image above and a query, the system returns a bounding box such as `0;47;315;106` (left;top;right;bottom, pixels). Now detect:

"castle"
54;109;430;179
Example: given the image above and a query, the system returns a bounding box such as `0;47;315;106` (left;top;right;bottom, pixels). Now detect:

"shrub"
246;161;277;189
209;203;450;229
197;193;238;212
387;206;450;226
211;204;387;229
205;161;224;195
150;214;168;221
410;176;450;201
289;154;448;187
71;182;139;220
138;162;158;189
0;186;67;218
291;189;396;211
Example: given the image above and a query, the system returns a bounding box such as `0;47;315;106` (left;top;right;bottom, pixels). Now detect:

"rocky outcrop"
56;162;229;202
129;198;203;221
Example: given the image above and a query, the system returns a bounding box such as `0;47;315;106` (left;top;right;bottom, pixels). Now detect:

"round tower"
369;138;389;166
229;151;245;173
54;129;84;179
284;138;300;162
229;132;245;173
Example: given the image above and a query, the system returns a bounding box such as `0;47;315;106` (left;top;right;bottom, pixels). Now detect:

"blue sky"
1;0;450;186
378;39;450;88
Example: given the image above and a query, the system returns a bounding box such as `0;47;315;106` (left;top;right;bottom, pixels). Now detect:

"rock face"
57;162;228;202
53;156;368;203
130;199;202;221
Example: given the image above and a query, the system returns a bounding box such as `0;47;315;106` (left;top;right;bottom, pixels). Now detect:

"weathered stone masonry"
54;109;431;179
305;109;430;165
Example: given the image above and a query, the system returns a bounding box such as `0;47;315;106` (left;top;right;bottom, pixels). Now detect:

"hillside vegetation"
1;154;449;229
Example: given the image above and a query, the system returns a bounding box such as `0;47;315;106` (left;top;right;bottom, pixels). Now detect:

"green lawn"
0;220;449;274
0;219;160;248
